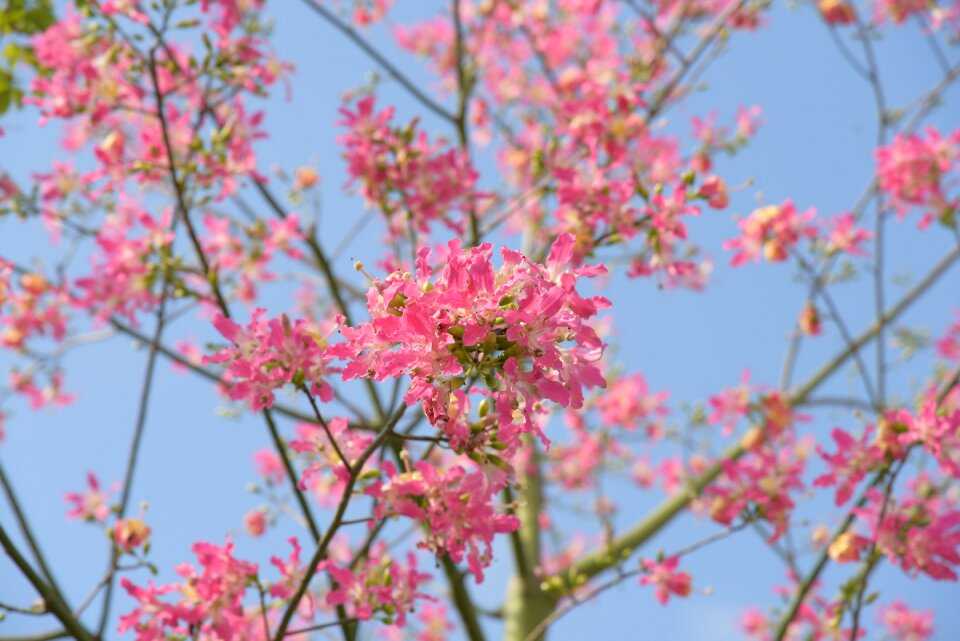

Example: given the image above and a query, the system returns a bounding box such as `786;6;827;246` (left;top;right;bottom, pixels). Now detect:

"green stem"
440;554;487;641
0;525;94;641
504;440;555;641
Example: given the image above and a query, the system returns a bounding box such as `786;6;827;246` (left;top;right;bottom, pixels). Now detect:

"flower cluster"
290;417;375;506
876;127;960;227
119;539;258;641
0;268;70;350
73;206;173;326
724;200;817;265
325;548;431;626
205;309;334;411
366;460;519;581
331;234;608;452
593;373;670;434
878;601;934;641
849;480;960;580
337;96;483;238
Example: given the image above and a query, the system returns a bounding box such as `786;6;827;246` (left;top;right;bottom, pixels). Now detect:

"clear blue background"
1;1;959;639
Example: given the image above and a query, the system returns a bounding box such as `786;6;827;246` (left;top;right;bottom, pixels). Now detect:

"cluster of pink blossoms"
205;309;335;411
290;417;375;507
846;479;960;580
119;539;258;641
330;233;609;452
725;201;874;265
202;213;305;303
390;1;763;287
878;601;934;641
337;96;483;239
366;460;519;581
705;380;812;539
724;200;818;265
324;547;432;627
27;4;283;199
548;371;669;490
73;205;173;325
0;267;69;350
876;127;960;228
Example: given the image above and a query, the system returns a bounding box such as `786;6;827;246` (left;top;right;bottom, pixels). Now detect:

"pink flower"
417;603;454;641
594;373;669;433
935;311;960;361
252;448;286;484
821;212;872;256
325;548;431;627
65;472;116;522
875;127;959;227
330;234;608;452
724;200;817;265
119;538;258;641
699;175;729;209
337;96;483;239
243;510;266;537
205;309;334;411
813;426;884;505
798;302;822;336
878;601;934;641
113;518;151;552
367;461;519;582
639;556;692;605
819;0;856;23
855;481;960;581
873;0;934;22
268;538;307;601
707;370;753;435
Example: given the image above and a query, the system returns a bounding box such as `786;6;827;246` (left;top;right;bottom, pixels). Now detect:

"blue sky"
1;1;959;640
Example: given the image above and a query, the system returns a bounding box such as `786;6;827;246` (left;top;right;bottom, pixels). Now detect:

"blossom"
252;448;286;483
113;518;151;552
416;602;455;641
337;96;483;238
65;472;116;522
821;212;872;256
854;482;960;580
205;309;334;411
268;538;307;601
366;460;519;582
119;539;258;641
293;166;319;190
875;127;960;227
873;0;935;23
724;200;817;265
819;0;856;23
813;426;884;505
243;510;266;537
639;556;692;605
878;601;934;641
330;234;608;452
290;417;375;505
936;311;960;361
325;549;431;626
594;373;670;433
798;302;822;336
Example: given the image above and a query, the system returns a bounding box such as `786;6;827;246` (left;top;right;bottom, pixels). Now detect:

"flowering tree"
0;0;959;640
